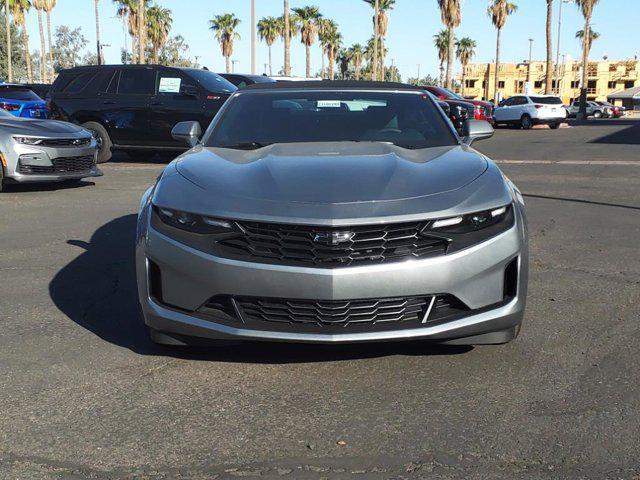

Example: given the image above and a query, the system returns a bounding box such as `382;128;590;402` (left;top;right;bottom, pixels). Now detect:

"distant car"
595;101;623;118
494;95;566;129
219;73;277;88
271;76;323;82
0;85;47;119
0;108;101;191
567;100;606;118
424;85;494;123
425;90;472;132
48;64;237;163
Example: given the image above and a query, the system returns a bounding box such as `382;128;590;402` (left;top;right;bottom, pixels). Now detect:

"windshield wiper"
217;142;270;150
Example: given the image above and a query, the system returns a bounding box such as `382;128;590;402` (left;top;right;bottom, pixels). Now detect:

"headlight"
153;205;236;235
14;136;43;145
425;204;515;253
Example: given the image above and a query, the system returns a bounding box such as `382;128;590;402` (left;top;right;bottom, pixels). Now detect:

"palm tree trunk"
268;44;272;76
578;18;590;118
37;10;46;83
329;54;334;80
95;0;102;65
131;34;137;64
545;0;553;94
372;0;379;80
46;11;54;80
445;27;454;89
493;27;501;102
461;65;466;96
152;46;158;64
23;28;33;83
283;0;290;76
379;37;385;81
439;62;444;86
320;47;325;78
5;7;12;83
305;44;311;78
355;62;361;80
137;0;144;64
225;55;231;73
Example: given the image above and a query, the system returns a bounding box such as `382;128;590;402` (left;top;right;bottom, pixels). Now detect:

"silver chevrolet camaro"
136;82;528;346
0;109;101;191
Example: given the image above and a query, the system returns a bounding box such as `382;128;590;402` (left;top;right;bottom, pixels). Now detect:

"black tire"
82;121;112;163
520;114;533;130
593;110;603;119
549;122;561;130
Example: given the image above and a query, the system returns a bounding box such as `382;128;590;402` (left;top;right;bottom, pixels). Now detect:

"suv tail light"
474;105;484;120
0;102;21;111
534;104;544;109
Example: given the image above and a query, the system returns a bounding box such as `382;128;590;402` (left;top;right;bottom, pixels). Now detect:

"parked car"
494;94;566;129
271;76;323;82
219;73;277;88
136;81;528;346
595;101;624;118
424;85;494;123
48;65;237;163
426;90;472;132
20;83;51;100
0;108;101;191
567;100;606;118
0;84;47;119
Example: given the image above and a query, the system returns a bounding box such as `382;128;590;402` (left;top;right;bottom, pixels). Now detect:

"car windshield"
443;88;465;101
207;90;458;150
530;96;563;105
183;69;237;94
0;88;41;101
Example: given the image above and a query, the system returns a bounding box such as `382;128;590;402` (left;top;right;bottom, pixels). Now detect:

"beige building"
457;59;640;105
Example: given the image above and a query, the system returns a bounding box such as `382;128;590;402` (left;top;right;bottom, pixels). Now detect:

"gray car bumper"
136;206;528;344
7;166;103;183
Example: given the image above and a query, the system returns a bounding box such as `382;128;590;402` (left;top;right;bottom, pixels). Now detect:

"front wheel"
82;121;113;164
593;110;603;119
549;122;561;130
520;114;533;130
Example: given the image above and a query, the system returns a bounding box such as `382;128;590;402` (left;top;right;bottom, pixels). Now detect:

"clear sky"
23;0;640;80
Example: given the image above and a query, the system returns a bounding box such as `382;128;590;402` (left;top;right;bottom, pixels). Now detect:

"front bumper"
136;205;529;344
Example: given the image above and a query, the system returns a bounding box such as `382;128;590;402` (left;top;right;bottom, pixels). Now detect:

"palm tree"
364;0;394;81
147;4;171;64
32;0;46;82
544;0;553;94
325;28;341;80
95;0;102;64
455;37;476;96
209;13;241;73
1;0;12;82
433;29;449;86
114;0;144;64
488;0;517;101
10;0;32;82
43;0;55;79
283;0;290;76
437;0;461;90
337;48;350;79
575;29;599;53
317;18;334;78
348;43;364;80
291;6;321;78
575;0;600;118
257;16;280;76
137;0;144;63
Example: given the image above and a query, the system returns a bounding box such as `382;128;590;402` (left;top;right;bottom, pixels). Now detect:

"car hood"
175;142;487;205
0;118;87;136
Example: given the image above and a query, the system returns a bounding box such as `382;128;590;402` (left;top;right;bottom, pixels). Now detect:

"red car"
424;86;495;123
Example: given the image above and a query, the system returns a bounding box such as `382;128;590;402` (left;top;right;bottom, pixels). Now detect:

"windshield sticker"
159;77;182;93
317;100;341;108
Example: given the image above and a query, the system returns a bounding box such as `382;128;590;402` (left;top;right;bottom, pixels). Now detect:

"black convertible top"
242;80;424;91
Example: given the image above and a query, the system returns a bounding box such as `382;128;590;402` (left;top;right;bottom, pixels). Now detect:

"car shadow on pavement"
49;214;471;363
2;180;95;193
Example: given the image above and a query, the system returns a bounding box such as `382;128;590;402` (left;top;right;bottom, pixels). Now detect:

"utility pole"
232;60;239;73
555;0;569;91
251;0;256;74
417;64;421;81
527;38;534;91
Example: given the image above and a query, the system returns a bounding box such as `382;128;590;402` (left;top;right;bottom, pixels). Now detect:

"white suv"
494;95;567;130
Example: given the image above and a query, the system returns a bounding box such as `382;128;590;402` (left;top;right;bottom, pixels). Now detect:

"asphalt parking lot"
1;119;639;479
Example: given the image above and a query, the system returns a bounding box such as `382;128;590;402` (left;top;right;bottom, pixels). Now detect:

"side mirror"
461;119;494;145
171;121;202;147
181;85;199;97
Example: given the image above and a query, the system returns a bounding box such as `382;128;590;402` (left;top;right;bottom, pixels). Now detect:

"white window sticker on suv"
317;100;341;108
159;77;182;93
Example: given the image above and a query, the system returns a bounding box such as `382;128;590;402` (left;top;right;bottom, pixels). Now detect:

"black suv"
48;65;237;162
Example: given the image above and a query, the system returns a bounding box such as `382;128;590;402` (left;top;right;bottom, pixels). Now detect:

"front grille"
217;220;449;267
40;138;92;147
196;293;470;333
18;155;95;174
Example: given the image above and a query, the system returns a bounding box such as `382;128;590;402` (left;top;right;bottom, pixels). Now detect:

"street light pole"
527;38;534;90
555;0;569;91
232;60;239;73
251;0;256;74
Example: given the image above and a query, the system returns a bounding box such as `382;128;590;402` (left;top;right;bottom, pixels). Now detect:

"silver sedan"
0;109;101;191
136;82;528;346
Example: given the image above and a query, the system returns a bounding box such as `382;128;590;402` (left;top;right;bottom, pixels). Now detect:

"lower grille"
197;294;470;333
217;220;449;268
18;155;95;174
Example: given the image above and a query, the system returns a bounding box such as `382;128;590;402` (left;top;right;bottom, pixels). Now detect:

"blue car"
0;85;47;119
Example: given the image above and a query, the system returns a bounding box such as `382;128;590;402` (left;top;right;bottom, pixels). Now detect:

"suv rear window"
530;96;563;105
0;88;41;100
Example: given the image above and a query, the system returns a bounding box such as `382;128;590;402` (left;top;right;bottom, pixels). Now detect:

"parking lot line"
496;160;640;166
